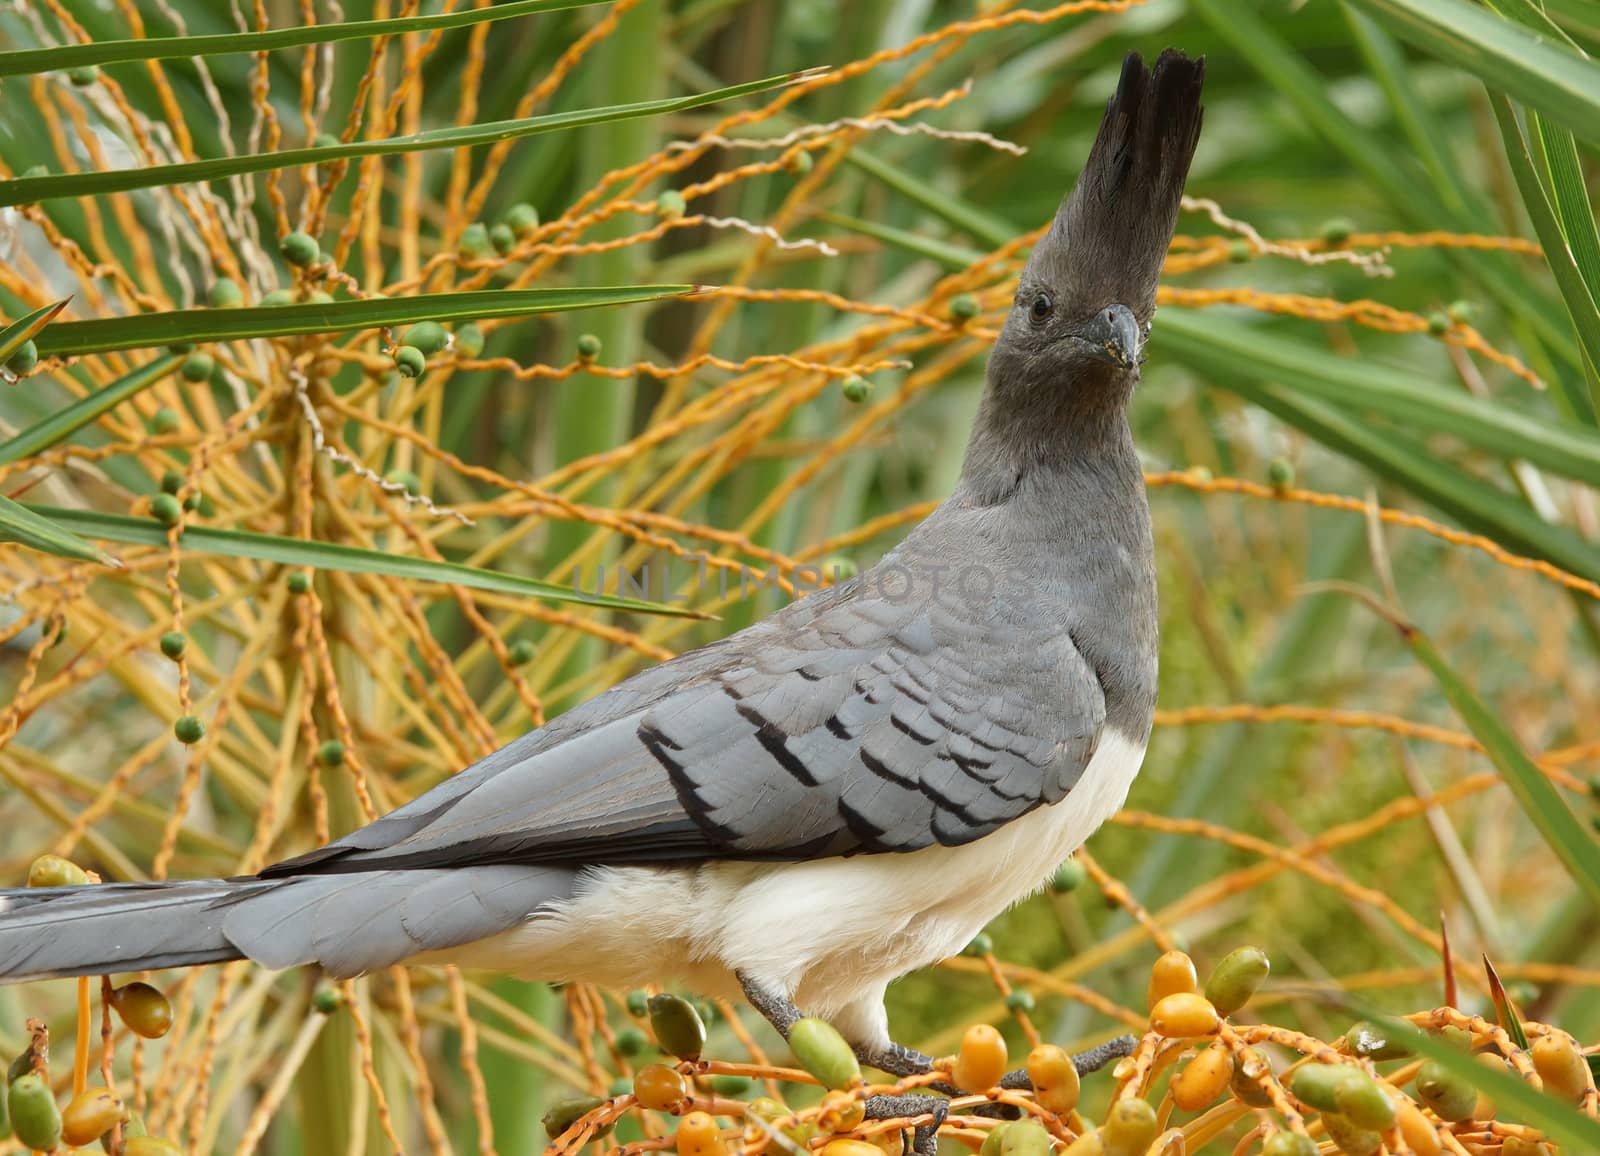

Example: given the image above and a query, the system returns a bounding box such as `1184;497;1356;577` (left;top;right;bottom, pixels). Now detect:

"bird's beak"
1079;303;1144;369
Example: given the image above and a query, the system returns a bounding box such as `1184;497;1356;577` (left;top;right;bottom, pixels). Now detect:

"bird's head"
986;49;1205;418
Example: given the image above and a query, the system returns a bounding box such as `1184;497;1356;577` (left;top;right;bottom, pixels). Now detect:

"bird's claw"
863;1094;947;1156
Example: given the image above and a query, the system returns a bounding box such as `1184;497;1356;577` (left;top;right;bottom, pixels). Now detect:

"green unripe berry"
1319;218;1355;245
312;984;343;1014
1446;300;1474;325
280;231;320;267
489;222;516;255
383;469;422;492
208;278;243;308
576;333;602;360
1050;857;1086;892
1427;311;1450;336
1266;457;1294;489
68;65;100;86
259;289;295;307
822;555;858;582
21;165;48;178
1227;239;1252;263
404;321;448;355
647;994;706;1061
608;1077;633;1098
174;715;206;744
455;322;485;358
180;352;215;382
160;631;188;660
1205;945;1271;1016
306;290;334;305
542;1097;610;1142
787;150;814;176
8;1073;62;1151
394;345;427;378
5;339;39;375
964;932;993;956
313;132;340;150
287;570;312;594
150;493;183;525
615;1027;648;1056
787;1017;860;1091
948;294;980;322
183;490;203;512
626;990;650;1017
1414;1058;1477;1121
656;189;687;220
316;739;345;767
504;202;540;238
459;222;491;258
509;639;536;665
841;375;869;403
1004;990;1035;1012
710;1075;751;1096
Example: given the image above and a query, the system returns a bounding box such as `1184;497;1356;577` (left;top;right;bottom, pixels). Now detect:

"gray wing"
264;573;1105;878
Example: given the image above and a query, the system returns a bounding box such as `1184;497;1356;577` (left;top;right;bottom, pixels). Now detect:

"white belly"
443;729;1147;1043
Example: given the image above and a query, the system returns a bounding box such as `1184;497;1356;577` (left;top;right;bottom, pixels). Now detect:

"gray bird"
0;47;1202;1132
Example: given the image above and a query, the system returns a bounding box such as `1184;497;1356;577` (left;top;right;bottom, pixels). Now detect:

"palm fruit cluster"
535;942;1594;1156
3;858;182;1154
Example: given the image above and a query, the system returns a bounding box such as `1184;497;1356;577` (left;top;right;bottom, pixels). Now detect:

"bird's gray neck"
945;392;1158;741
955;376;1138;512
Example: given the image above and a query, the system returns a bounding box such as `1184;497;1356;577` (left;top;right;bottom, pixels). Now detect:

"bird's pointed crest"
1030;49;1205;319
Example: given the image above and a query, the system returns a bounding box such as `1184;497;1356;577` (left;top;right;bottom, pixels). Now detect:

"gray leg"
738;972;801;1040
995;1034;1139;1089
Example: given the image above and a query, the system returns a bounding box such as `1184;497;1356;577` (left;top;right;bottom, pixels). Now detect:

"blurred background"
1;0;1599;1152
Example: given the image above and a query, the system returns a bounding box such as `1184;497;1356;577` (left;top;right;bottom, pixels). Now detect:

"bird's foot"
863;1094;947;1156
995;1034;1139;1089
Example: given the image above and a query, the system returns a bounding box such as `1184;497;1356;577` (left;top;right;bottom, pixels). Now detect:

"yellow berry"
951;1023;1007;1092
817;1090;865;1134
1262;1134;1317;1156
820;1141;882;1156
1531;1032;1590;1102
1026;1043;1080;1115
61;1087;124;1147
1472;1052;1508;1120
675;1110;725;1156
1171;1042;1233;1111
1147;949;1198;1010
1149;992;1220;1038
27;853;88;887
1100;1098;1157;1156
633;1063;688;1112
1061;1131;1105;1156
1394;1098;1441;1156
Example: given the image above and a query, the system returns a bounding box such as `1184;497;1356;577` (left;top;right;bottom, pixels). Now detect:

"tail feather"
0;865;575;982
0;881;253;980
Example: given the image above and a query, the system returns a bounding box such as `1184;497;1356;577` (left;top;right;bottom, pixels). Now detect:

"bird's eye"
1029;292;1054;323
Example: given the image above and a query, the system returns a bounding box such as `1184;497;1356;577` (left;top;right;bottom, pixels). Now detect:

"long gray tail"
0;865;574;981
